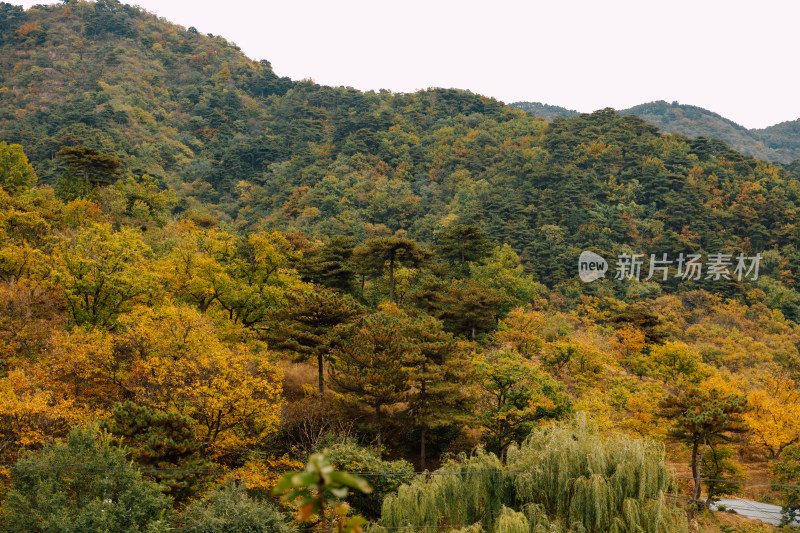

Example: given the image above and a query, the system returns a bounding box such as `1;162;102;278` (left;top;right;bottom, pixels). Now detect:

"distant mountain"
617;101;774;160
511;100;800;163
508;102;579;121
754;118;800;163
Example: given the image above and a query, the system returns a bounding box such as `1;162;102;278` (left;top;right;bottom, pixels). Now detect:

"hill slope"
2;1;800;317
0;1;293;186
755;118;800;162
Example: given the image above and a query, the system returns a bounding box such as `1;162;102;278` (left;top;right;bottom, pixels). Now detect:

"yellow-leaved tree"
120;305;283;457
494;306;544;356
744;376;800;458
0;369;80;460
50;222;158;328
158;220;235;313
41;304;283;459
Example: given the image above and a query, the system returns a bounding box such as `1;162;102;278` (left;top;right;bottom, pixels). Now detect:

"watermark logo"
578;251;608;282
578;251;762;283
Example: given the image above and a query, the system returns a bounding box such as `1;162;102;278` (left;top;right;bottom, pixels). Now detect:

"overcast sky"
13;0;800;129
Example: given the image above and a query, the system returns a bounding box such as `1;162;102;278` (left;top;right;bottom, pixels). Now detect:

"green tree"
98;175;174;229
180;480;296;533
0;141;37;194
658;387;748;515
57;145;122;197
300;236;358;294
268;287;363;396
354;236;430;303
435;224;494;273
438;278;505;339
401;313;473;469
1;425;172;532
378;417;688;533
102;401;214;503
701;445;743;505
321;440;413;520
771;443;800;526
608;304;668;345
473;350;572;460
328;306;412;455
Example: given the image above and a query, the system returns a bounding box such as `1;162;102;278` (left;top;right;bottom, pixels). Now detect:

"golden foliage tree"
744;376;800;458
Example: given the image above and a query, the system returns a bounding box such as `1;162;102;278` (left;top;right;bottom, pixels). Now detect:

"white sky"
13;0;800;129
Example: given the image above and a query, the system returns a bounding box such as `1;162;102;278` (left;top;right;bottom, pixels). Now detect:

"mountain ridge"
512;99;800;163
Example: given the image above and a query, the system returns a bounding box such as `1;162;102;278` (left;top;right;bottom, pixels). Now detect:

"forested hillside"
2;2;800;532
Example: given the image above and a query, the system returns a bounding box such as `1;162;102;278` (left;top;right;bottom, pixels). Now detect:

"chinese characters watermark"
578;251;761;283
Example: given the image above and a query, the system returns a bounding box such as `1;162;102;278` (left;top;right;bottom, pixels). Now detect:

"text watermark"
578;251;761;283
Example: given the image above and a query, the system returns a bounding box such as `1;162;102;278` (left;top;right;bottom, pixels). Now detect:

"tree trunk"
690;434;707;519
317;351;325;399
690;438;699;515
388;256;395;303
376;403;383;458
420;424;427;471
420;373;427;470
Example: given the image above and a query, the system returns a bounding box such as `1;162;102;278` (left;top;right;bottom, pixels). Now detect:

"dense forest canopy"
2;1;800;532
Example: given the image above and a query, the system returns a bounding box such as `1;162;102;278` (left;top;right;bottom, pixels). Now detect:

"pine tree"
102;401;214;503
57;145;122;197
299;235;358;294
267;287;363;397
401;313;473;470
328;306;413;456
658;387;748;515
435;224;494;274
438;278;504;339
353;237;431;303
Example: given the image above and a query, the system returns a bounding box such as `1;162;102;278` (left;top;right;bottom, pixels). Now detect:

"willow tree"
376;415;688;533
